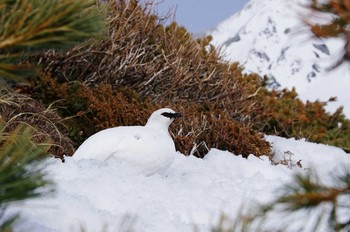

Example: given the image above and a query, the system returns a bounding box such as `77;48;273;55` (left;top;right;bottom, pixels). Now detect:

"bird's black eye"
161;112;182;119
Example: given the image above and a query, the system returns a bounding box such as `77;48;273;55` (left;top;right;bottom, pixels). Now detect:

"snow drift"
6;136;350;232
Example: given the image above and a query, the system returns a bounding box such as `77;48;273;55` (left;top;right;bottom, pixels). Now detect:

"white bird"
73;108;182;175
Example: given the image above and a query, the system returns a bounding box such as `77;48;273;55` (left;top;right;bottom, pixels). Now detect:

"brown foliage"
31;0;350;159
172;103;270;158
37;0;259;119
31;0;271;158
35;72;271;158
0;89;74;159
34;74;153;142
255;87;350;152
27;0;350;161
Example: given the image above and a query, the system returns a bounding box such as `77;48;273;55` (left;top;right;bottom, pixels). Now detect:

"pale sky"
145;0;249;33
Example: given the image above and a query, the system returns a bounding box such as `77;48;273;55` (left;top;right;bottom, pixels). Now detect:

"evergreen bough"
212;169;350;232
0;0;104;79
0;121;52;231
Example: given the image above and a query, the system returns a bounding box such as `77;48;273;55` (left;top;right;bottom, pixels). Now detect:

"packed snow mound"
6;136;350;232
209;0;350;117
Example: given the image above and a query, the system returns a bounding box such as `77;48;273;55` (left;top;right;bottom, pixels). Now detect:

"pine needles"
0;0;105;79
0;0;103;50
0;122;51;203
262;170;350;231
213;169;350;232
0;120;52;230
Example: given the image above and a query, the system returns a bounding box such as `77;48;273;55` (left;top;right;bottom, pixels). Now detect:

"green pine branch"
0;120;52;230
0;0;104;51
212;169;350;232
262;170;350;231
0;0;105;79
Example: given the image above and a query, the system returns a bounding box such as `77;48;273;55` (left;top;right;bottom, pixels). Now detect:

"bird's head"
145;108;182;129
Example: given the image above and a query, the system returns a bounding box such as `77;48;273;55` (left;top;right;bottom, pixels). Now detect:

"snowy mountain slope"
209;0;350;117
5;136;350;232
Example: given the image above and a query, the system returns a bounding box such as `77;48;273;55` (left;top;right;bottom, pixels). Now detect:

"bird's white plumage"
73;108;181;175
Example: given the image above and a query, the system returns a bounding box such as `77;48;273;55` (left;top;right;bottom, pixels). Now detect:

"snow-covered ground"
6;136;350;232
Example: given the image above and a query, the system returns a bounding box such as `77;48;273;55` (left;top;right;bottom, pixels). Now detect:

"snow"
73;108;181;176
209;0;350;117
6;136;350;232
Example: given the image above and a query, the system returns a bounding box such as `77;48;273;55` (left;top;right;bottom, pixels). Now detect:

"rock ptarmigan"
73;108;182;175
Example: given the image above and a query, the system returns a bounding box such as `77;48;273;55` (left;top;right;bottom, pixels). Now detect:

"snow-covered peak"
212;0;297;41
209;0;350;117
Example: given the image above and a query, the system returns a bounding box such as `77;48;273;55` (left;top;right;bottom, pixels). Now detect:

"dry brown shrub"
35;73;157;143
172;103;271;158
0;89;74;159
32;0;271;158
254;87;350;152
37;0;261;119
34;72;271;158
32;0;350;157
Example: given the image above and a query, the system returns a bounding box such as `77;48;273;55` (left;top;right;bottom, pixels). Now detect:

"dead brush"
0;89;74;159
35;74;272;158
26;0;350;160
33;0;272;158
170;102;271;158
254;87;350;153
33;77;159;143
37;0;263;120
272;150;303;170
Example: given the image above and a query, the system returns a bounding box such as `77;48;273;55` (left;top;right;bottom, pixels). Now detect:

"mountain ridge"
208;0;350;117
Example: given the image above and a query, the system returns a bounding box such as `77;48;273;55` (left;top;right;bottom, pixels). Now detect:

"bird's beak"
172;112;182;118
